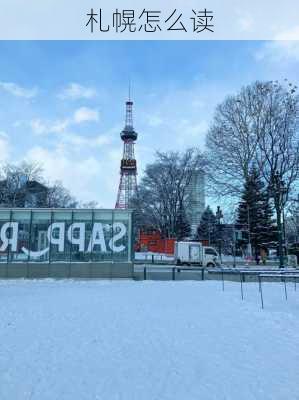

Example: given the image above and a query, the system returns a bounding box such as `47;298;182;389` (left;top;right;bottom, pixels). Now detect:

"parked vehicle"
174;241;220;267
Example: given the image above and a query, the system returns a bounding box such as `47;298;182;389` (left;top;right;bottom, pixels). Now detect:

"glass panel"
12;210;31;221
94;210;114;221
49;218;70;263
70;212;91;262
112;217;129;262
72;211;92;221
0;210;11;221
88;211;113;262
10;220;31;262
113;210;131;221
52;211;73;221
0;219;10;263
29;211;51;263
0;208;132;264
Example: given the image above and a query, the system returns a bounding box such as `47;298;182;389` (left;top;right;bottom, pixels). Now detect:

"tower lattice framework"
115;100;138;209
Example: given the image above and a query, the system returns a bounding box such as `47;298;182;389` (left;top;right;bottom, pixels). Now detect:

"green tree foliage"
197;206;217;245
237;166;277;254
175;202;191;241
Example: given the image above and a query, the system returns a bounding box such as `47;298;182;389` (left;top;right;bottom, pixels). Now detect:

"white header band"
0;0;298;40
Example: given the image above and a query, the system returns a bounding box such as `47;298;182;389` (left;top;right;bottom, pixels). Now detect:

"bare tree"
205;81;291;198
46;181;77;208
78;200;100;209
206;80;299;265
0;161;44;207
132;148;206;238
285;198;299;244
255;81;299;265
0;162;78;209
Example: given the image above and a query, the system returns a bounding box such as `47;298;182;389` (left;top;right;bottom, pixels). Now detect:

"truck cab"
203;247;220;268
175;241;220;267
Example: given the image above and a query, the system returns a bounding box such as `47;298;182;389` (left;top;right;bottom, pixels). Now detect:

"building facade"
0;208;133;279
186;169;205;237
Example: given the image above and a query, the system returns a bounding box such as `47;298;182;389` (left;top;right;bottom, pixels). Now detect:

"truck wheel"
176;259;181;266
207;263;215;268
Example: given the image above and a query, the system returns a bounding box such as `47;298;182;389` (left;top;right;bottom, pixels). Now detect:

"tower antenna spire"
128;79;131;102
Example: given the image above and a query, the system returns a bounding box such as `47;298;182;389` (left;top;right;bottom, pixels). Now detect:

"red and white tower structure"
115;99;138;209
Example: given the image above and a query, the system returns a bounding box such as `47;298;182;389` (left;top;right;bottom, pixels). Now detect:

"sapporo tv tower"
115;92;138;209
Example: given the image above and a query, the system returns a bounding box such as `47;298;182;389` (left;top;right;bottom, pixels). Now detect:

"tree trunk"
275;199;284;268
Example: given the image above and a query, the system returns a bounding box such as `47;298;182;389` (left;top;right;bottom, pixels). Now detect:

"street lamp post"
233;221;237;268
216;206;223;263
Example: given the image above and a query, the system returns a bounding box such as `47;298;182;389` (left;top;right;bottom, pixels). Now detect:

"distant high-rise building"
186;170;205;236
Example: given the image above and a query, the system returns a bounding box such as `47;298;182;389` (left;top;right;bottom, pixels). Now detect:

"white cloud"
30;107;100;136
30;118;69;135
191;99;205;109
51;119;70;133
276;26;299;40
0;132;10;162
237;16;254;32
12;120;25;128
30;119;47;135
61;133;111;148
58;83;97;100
73;107;99;124
256;27;299;63
147;115;163;127
26;146;100;200
0;131;8;139
175;119;208;148
25;145;118;207
0;81;38;98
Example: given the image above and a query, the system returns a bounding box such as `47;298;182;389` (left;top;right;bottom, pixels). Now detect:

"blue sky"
0;40;298;208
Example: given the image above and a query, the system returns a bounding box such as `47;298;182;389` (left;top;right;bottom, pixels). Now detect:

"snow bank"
0;279;298;400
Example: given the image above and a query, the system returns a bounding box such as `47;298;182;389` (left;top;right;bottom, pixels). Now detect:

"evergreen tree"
260;191;278;246
197;206;217;245
175;203;191;240
237;167;277;255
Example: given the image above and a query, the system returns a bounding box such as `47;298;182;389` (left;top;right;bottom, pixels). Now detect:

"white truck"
174;241;220;268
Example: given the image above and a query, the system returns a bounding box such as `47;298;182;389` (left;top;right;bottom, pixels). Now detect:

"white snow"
0;279;299;400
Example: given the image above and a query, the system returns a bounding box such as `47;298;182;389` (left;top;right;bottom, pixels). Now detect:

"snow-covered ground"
0;279;299;400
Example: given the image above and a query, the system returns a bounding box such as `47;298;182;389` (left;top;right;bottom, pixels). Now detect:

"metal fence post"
240;273;244;300
172;267;175;281
283;276;288;301
258;274;261;293
222;270;224;291
259;276;264;309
